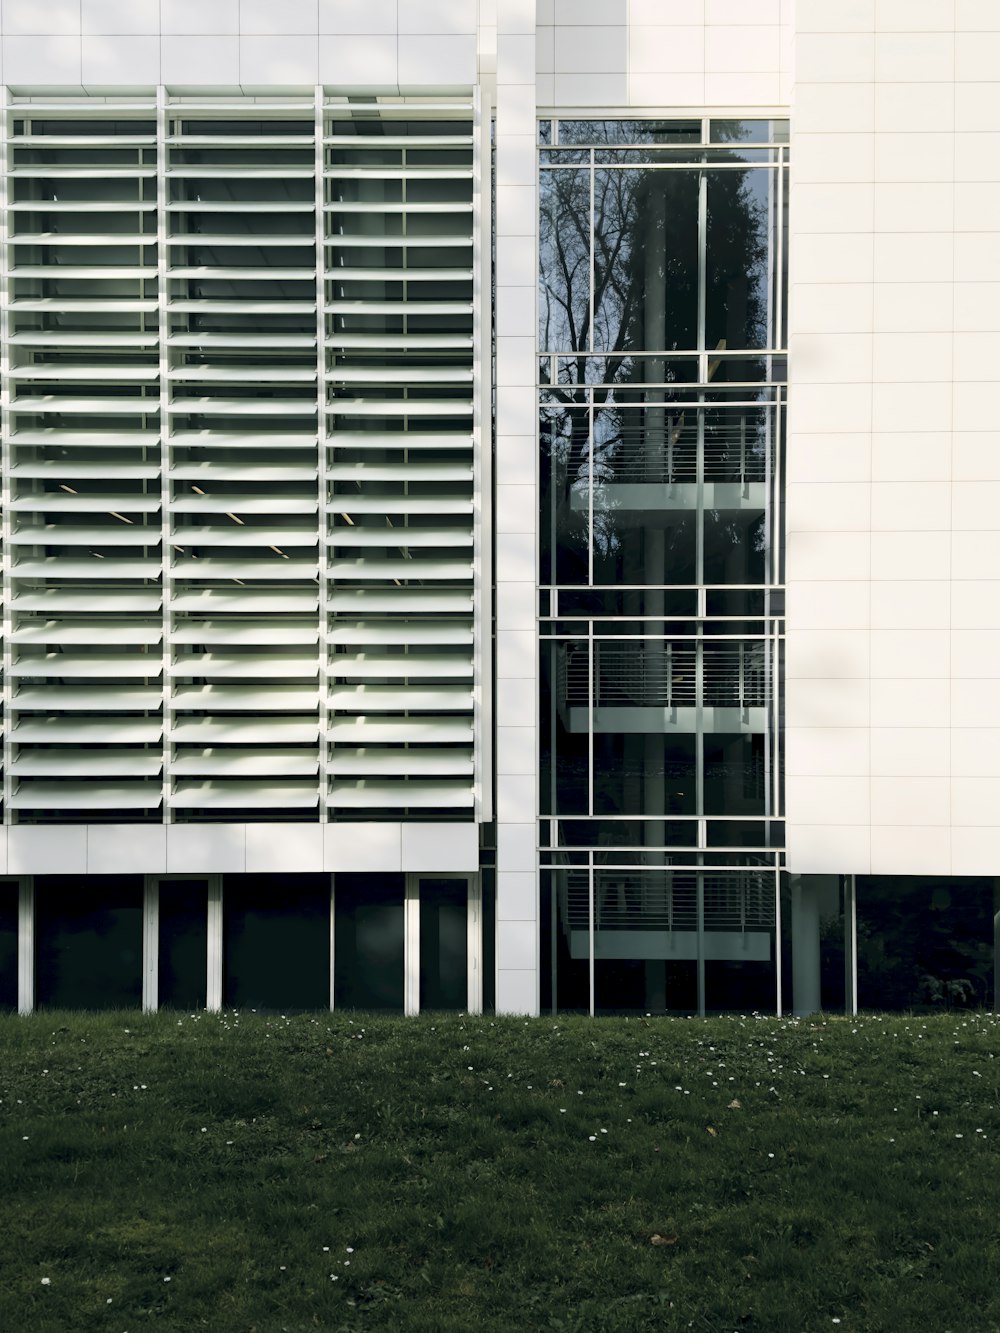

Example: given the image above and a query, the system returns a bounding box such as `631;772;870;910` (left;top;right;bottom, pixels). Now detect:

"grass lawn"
1;1010;999;1332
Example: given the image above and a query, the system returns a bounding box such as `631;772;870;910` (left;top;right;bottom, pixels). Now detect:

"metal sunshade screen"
324;107;477;817
2;92;483;822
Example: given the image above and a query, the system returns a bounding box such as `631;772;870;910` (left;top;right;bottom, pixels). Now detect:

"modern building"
0;0;997;1017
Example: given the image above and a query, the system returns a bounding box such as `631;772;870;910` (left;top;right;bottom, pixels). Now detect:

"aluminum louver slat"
1;91;482;821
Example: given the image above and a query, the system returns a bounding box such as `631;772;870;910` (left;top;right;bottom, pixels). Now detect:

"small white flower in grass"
323;1247;330;1252
955;1134;963;1138
619;1082;627;1087
279;1266;286;1271
40;1278;51;1286
560;1108;566;1113
106;1298;112;1304
163;1276;171;1283
330;1274;339;1281
767;1153;774;1159
22;1136;28;1141
346;1248;354;1253
588;1135;596;1142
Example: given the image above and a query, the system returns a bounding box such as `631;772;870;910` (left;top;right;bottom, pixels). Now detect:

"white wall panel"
82;34;160;84
83;1;160;35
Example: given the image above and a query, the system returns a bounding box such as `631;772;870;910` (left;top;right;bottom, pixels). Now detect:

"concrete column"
493;0;539;1015
142;877;159;1014
206;875;223;1013
790;873;821;1016
17;879;33;1016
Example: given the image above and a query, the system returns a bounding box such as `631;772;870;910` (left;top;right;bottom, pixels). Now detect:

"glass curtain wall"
538;119;788;1015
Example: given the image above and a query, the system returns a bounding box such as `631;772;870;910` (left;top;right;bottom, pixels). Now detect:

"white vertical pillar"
142;877;159;1013
206;874;223;1013
467;876;483;1014
17;879;33;1016
494;0;539;1016
404;876;420;1016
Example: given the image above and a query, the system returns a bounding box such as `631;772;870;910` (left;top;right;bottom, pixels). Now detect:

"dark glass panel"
593;168;699;355
538;120;552;144
36;876;143;1010
158;879;207;1010
706;820;768;848
556;354;698;385
705;168;772;350
599;958;698;1014
0;883;18;1012
554;589;699;617
857;876;996;1011
539;148;590;164
334;873;404;1011
539;168;591;353
703;734;767;817
419;878;467;1011
705;959;775;1012
540;403;590;585
703;509;767;585
711;119;787;146
593;733;697;818
557;820;697;848
558;120;701;146
540;639;590;816
223;874;329;1012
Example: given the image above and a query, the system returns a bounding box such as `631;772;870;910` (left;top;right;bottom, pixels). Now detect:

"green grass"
2;1011;999;1333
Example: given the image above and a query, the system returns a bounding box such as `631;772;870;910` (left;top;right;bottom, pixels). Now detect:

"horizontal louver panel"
2;91;482;820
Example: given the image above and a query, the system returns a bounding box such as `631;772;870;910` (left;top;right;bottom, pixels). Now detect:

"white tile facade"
786;0;1000;875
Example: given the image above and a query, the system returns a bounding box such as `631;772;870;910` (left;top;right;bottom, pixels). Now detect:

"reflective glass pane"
594;169;699;355
540;168;590;352
540;403;590;584
705;169;773;351
558;120;701;146
703;510;767;585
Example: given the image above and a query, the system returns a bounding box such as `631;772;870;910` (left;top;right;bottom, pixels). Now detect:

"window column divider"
0;87;13;825
473;83;493;823
315;85;329;822
156;87;173;823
